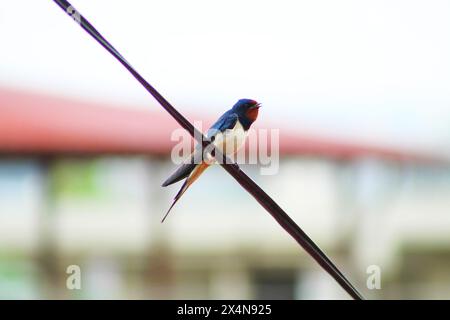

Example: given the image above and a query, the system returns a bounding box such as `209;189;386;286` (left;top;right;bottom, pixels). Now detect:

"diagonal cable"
52;0;364;300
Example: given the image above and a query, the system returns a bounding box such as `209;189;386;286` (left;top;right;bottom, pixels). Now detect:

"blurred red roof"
0;87;445;163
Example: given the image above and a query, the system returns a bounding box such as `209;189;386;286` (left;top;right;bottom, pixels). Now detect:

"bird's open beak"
252;103;262;109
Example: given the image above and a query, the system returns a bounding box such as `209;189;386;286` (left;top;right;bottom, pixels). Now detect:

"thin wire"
53;0;364;300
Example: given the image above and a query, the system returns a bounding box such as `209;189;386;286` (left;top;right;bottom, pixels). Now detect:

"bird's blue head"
232;98;261;130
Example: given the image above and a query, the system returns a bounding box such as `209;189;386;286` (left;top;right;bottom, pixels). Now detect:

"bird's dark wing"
161;159;197;187
162;112;238;187
207;112;239;138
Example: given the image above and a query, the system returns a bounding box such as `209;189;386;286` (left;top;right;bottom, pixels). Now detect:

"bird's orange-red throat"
246;106;259;122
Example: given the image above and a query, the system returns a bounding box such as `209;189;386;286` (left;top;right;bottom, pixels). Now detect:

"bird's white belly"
213;120;247;155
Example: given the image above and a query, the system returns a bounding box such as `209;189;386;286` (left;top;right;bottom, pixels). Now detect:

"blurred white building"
0;88;449;299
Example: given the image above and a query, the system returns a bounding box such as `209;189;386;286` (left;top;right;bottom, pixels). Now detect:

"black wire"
52;0;364;300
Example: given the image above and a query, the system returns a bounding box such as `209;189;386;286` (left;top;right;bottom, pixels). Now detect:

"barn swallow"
161;99;261;222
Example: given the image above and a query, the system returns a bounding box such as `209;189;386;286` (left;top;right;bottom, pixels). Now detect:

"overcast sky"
1;0;449;155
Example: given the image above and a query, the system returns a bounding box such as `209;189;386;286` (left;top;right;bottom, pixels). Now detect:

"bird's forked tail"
161;162;210;223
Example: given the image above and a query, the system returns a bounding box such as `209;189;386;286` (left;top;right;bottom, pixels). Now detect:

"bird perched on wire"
161;99;261;222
